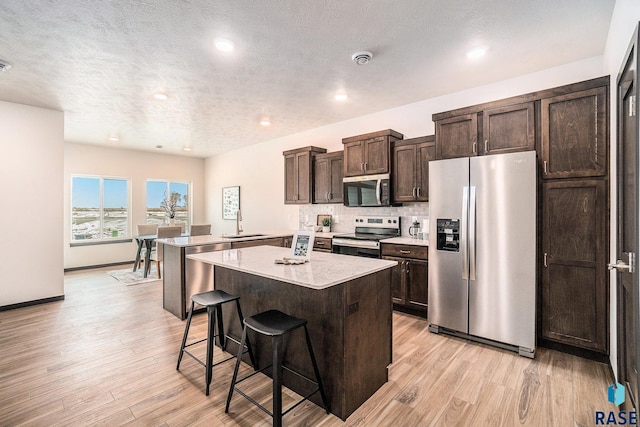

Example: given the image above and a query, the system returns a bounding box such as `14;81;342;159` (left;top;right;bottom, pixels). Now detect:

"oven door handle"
332;238;380;249
376;179;382;205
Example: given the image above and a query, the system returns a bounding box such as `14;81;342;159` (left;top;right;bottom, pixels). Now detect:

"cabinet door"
295;151;312;203
314;157;330;203
482;102;535;155
541;86;608;179
363;136;389;174
343;141;365;176
435;113;478;159
406;259;428;309
392;144;417;203
328;155;344;203
541;179;607;352
415;142;435;201
284;154;297;203
384;256;405;304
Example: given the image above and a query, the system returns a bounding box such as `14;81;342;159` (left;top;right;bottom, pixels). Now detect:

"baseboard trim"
64;261;134;272
0;295;65;312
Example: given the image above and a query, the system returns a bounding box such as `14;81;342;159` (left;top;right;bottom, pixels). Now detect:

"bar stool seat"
177;290;255;396
225;309;330;427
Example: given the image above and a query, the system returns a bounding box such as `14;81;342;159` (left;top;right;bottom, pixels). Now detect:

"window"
146;180;190;226
71;176;130;241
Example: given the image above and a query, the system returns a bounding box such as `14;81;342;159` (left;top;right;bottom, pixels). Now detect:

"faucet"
236;209;243;235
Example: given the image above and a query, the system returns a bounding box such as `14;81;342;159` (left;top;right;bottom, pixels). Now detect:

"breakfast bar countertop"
187;245;397;290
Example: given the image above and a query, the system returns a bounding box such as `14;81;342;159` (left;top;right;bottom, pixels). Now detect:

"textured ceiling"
0;0;615;157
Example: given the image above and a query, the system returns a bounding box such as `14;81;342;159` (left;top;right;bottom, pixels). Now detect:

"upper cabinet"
434;102;534;160
342;129;403;176
283;146;326;204
435;113;478;159
392;136;435;203
541;86;608;179
482;102;535;155
314;151;344;204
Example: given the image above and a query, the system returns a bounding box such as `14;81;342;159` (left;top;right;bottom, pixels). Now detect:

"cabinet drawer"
313;237;332;251
231;237;283;249
381;244;428;260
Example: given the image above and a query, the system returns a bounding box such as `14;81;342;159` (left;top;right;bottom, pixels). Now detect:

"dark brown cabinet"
435;113;478;159
313;237;332;252
342;129;403;176
283;146;326;204
314;151;343;204
231;237;287;249
482;102;535;155
392;136;435;203
434;102;535;160
540;179;608;353
541;86;608;179
382;243;428;315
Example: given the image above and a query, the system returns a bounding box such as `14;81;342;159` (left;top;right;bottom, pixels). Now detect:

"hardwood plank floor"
0;266;615;426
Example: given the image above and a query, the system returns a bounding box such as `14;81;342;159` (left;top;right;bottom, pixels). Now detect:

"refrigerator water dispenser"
436;219;460;252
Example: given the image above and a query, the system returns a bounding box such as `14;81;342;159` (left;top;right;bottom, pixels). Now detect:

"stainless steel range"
332;215;400;258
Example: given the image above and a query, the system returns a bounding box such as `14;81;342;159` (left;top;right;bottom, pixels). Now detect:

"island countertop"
187;245;397;290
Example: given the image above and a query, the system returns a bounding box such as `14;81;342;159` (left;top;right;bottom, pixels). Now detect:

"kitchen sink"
220;233;266;239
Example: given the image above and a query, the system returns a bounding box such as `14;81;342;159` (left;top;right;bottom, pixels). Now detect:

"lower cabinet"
231;237;286;249
313;237;332;252
381;243;428;315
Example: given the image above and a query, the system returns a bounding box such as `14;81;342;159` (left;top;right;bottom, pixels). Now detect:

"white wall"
0;102;64;306
64;143;205;269
205;56;604;235
602;0;640;380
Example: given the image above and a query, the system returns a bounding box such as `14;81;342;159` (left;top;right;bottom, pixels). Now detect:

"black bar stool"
177;290;255;396
225;309;330;427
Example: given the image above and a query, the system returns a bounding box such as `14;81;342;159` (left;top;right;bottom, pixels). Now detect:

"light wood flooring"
0;266;614;426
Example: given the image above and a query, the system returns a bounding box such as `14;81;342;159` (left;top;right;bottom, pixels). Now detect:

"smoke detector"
352;51;373;65
0;60;12;72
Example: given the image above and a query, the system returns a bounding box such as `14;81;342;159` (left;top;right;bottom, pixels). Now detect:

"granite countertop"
381;236;429;247
157;230;295;248
187;245;397;290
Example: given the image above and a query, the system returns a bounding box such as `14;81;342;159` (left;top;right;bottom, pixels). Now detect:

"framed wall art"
222;186;240;219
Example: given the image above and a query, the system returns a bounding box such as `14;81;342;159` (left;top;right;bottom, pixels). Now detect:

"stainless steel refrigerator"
428;150;536;357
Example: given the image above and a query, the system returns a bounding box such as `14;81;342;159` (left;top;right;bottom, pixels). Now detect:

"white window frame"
70;175;132;243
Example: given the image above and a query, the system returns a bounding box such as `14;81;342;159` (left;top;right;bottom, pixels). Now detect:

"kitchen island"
187;245;396;421
160;232;294;319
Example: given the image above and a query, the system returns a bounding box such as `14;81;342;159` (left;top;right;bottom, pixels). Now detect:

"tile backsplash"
299;203;429;237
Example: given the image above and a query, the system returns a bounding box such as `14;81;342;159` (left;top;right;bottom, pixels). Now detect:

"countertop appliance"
428;150;536;358
332;215;400;258
343;173;391;207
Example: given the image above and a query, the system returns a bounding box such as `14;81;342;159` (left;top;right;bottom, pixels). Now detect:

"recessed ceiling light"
153;92;168;100
260;118;271;126
215;38;234;52
183;145;192;151
108;135;119;142
467;48;487;59
155;145;163;149
334;93;348;102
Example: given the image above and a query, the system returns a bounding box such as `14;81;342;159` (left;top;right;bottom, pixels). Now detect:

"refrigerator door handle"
461;186;469;280
469;186;477;281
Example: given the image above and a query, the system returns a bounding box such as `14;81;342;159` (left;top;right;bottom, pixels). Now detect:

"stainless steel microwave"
343;173;391;207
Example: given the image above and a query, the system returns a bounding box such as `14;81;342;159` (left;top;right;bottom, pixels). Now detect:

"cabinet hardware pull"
406;260;410;274
316;242;325;245
400;250;411;254
485;139;488;152
472;142;477;154
361;163;364;171
544;253;548;267
417;187;421;198
543;160;548;175
412;187;416;198
364;162;368;171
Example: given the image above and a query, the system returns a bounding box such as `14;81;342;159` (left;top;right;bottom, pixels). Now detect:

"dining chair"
190;224;211;236
136;224;159;268
150;226;182;279
174;222;187;233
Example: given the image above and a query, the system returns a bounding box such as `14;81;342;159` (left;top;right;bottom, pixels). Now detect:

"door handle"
469;186;476;281
609;253;635;273
417;187;421;198
609;261;631;271
412;187;416;198
461;186;469;280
